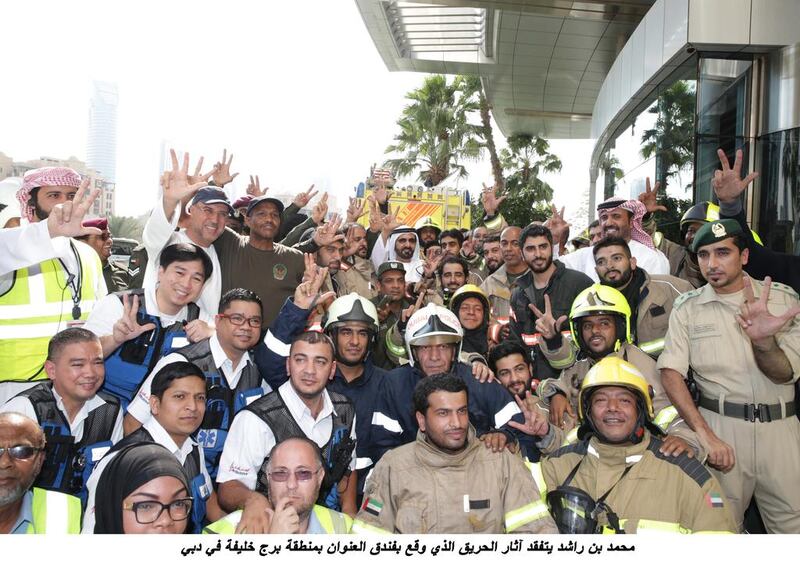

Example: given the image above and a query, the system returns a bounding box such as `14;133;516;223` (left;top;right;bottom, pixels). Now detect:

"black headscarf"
94;442;191;534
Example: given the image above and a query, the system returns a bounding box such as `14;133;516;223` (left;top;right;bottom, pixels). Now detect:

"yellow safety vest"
25;487;83;534
203;504;353;534
0;240;101;382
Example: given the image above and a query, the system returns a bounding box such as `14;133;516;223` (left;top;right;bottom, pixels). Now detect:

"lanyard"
57;241;83;320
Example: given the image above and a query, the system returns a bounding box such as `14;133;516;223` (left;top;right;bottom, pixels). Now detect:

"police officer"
528;358;736;534
84;242;214;407
674;201;720;288
659;219;800;532
1;328;123;502
0;412;82;534
205;438;352;534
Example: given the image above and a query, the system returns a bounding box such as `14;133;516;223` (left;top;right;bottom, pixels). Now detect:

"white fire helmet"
404;303;463;367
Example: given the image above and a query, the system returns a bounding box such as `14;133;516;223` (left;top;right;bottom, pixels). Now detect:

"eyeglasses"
122;498;193;524
0;445;43;460
268;467;321;482
218;313;262;328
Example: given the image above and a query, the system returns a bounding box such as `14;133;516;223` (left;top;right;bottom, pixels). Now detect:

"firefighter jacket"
352;426;557;534
536;342;703;457
631;271;693;357
529;432;736;534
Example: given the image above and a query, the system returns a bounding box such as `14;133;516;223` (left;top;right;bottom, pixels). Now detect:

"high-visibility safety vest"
203;504;352;534
24;487;83;534
0;240;102;383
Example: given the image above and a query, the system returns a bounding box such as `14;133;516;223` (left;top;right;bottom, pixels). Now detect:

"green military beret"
377;260;406;278
690;219;743;253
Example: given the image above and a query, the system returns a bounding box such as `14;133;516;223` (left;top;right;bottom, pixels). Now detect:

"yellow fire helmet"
577;356;661;444
569;284;631;352
449;284;490;315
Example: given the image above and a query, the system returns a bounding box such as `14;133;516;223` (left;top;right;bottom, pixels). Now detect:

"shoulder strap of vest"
646;437;711;488
21;382;69;428
80;395;121;446
187;302;200;322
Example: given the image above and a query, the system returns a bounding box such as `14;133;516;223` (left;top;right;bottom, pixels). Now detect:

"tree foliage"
108;214;145;241
640;81;696;191
384;75;483;186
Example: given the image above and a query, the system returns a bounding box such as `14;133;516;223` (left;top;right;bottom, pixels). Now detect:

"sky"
1;1;595;228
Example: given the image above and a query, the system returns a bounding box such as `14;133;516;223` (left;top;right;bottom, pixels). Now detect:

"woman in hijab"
94;442;193;534
449;284;490;361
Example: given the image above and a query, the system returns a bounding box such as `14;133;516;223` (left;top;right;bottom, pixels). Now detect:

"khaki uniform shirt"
480;264;516;323
635;272;694;356
657;279;800;404
352;426;557;534
335;257;377;299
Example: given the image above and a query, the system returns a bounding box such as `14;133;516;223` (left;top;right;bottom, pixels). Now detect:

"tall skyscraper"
86;81;118;182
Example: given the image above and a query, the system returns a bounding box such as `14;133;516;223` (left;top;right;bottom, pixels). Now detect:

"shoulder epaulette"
673;287;702;309
769;281;799;300
647;437;711;488
548;438;590;459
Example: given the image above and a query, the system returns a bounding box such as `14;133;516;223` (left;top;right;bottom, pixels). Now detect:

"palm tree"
457;74;504;190
497;134;562;226
640;81;696;190
598;151;623;200
384;75;483;186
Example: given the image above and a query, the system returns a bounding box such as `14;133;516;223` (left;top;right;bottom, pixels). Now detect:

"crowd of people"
0;147;798;535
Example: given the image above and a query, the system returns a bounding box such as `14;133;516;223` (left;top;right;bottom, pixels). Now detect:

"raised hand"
313;213;344;247
211;148;239;187
401;291;426;325
311;192;329;225
638;177;668;213
247;175;268;197
47;177;102;238
293;184;319;209
507;392;550;437
346;197;366;223
736;276;800;345
343;224;360;258
381;205;403;235
187;156;214;186
295;254;334;310
529;294;568;341
184;319;214;342
163;149;208;204
422;251;443;280
548;392;575;428
112;294;157;346
481;182;507;216
712;148;759;204
461;237;477;258
543;204;571;247
373;183;390;206
366;196;383;233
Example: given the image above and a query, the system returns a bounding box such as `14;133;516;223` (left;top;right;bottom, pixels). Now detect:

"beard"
396;246;414;260
603;268;633;288
529;255;553;274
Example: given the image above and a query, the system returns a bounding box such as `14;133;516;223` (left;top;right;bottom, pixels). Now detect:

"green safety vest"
24;487;83;534
0;240;101;382
203;504;353;534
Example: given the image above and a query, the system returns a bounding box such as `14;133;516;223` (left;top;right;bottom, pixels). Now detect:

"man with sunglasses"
77;217;132;293
0;412;82;534
205;437;352;534
124;288;270;480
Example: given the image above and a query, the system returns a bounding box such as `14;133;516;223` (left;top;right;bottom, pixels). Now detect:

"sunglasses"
268;467;321;482
0;445;43;460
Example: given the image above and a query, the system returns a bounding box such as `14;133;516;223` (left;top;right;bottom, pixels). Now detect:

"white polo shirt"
557;239;670;282
126;334;267;424
81;416;212;533
216;382;357;490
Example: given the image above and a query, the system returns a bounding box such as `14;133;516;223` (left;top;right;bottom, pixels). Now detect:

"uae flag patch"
362;497;383;516
705;492;724;508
